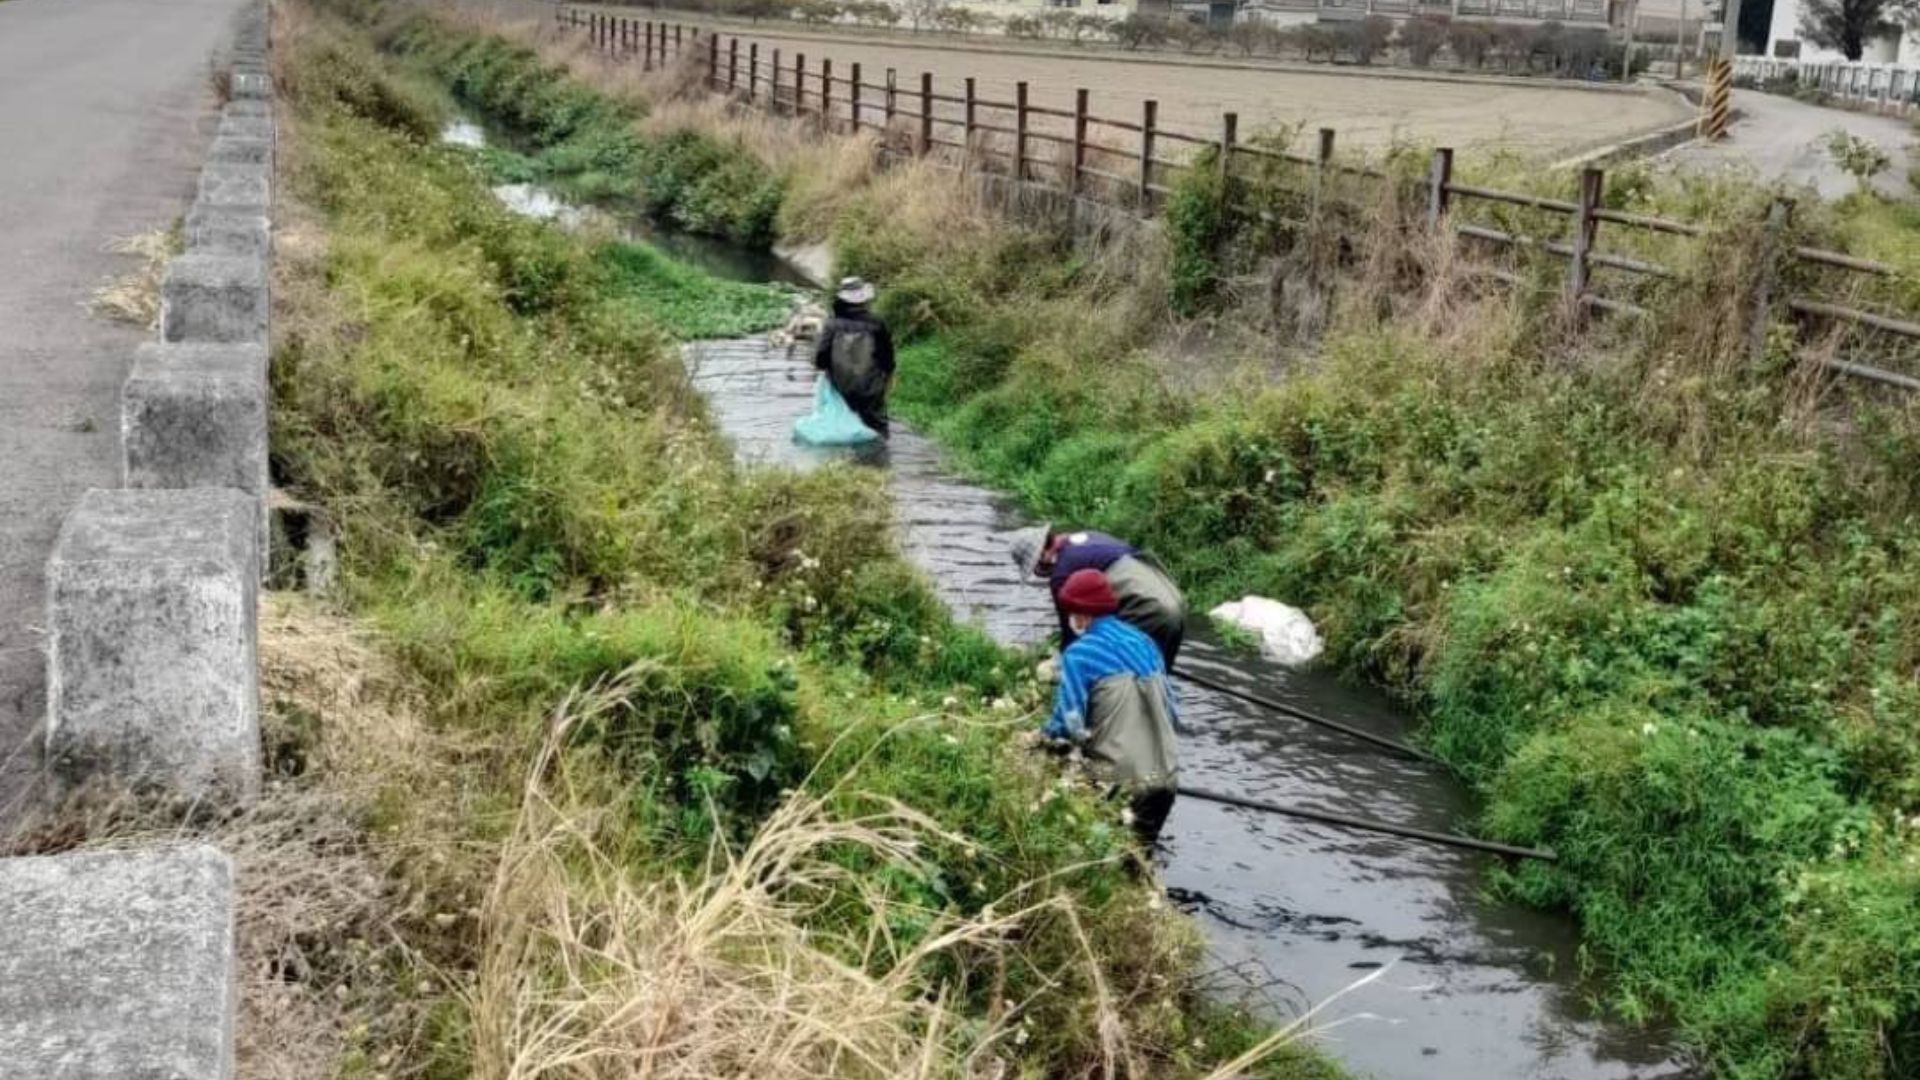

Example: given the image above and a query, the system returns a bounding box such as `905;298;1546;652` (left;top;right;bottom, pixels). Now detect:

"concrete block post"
161;254;268;345
196;163;270;213
184;207;271;259
0;846;237;1079
217;114;273;141
230;70;271;100
206;135;272;168
122;342;270;556
45;489;261;803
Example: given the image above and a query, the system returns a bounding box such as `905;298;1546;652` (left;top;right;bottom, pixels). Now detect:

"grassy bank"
246;5;1346;1077
363;9;1920;1078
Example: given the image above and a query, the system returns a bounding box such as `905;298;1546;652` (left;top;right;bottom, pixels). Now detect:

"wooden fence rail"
551;7;1918;390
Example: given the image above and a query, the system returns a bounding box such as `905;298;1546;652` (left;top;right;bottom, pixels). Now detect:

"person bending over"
1043;568;1180;847
1010;524;1188;669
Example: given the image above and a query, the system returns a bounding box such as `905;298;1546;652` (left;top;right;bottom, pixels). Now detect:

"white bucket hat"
1006;524;1052;580
835;276;876;306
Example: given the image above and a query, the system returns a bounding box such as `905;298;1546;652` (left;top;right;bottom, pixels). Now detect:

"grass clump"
259;9;1344;1079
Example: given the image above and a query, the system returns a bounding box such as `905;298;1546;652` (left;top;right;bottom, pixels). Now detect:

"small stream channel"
446;118;1694;1080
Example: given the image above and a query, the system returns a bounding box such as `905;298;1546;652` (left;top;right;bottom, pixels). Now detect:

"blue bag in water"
793;377;879;447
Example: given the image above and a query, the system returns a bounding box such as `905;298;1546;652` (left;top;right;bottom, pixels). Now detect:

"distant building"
1764;0;1920;62
952;0;1141;17
1239;0;1610;27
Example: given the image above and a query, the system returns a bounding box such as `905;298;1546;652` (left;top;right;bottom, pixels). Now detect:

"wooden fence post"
1312;126;1335;216
728;37;739;91
675;24;684;56
1750;197;1794;360
964;77;977;161
1071;88;1088;198
749;43;759;103
771;48;782;111
919;72;933;155
851;63;863;131
1014;82;1029;182
1219;111;1237;185
822;58;834;132
885;68;897;126
1427;147;1454;229
795;52;807;117
1138;99;1158;208
644;22;654;71
1568;166;1603;312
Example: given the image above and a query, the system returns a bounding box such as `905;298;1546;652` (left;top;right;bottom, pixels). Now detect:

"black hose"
1172;667;1440;764
1176;784;1558;862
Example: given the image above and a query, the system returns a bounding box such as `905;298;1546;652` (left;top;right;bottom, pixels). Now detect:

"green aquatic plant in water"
593;240;791;339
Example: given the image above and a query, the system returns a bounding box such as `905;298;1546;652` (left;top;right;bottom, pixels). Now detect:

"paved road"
0;0;252;815
1661;87;1914;198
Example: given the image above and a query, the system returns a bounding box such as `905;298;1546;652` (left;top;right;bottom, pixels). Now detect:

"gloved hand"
1035;655;1060;683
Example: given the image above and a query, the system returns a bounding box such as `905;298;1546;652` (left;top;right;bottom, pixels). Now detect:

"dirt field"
649;22;1693;159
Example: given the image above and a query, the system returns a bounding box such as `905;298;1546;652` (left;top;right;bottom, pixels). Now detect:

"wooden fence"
559;7;1920;390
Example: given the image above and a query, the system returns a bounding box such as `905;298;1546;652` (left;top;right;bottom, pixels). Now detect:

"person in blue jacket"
1009;524;1188;668
1043;568;1181;847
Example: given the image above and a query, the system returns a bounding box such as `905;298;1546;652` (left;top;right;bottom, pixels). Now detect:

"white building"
1764;0;1920;63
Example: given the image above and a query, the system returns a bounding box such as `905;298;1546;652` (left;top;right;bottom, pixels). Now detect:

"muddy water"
447;118;1694;1080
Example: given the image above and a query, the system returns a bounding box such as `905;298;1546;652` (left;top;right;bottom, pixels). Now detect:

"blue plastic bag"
793;377;879;446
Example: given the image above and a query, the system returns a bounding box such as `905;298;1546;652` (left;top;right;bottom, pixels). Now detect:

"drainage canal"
448;118;1694;1080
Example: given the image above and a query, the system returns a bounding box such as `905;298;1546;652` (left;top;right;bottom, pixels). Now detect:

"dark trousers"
848;396;890;438
1128;787;1177;848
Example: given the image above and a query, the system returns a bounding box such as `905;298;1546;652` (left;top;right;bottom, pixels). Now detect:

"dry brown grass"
474;686;1056;1080
0;595;449;1080
91;227;180;329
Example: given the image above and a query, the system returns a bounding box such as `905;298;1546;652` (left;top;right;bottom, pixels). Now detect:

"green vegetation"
272;11;1337;1078
877;144;1920;1080
390;21;784;242
595;240;793;337
320;9;1920;1075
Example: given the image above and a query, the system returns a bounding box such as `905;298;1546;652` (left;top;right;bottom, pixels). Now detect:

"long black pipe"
1172;667;1440;764
1176;784;1558;862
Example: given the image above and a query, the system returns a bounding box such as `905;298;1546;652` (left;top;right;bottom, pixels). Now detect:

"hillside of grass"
261;6;1345;1077
354;9;1920;1078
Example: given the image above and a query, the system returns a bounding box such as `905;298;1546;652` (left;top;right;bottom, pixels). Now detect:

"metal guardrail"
1732;55;1920;115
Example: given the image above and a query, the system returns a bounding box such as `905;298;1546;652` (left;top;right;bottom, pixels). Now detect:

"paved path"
1660;87;1914;198
0;0;251;815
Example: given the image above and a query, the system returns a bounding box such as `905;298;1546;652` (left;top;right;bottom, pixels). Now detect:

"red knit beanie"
1058;569;1120;617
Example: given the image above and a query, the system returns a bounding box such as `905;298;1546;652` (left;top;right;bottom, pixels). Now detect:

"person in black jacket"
813;277;895;438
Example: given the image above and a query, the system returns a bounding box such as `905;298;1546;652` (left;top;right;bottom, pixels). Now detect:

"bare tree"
1799;0;1919;59
1399;14;1451;66
903;0;948;32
